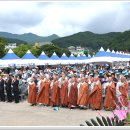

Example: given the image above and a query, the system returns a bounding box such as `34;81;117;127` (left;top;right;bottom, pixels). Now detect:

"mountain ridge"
0;32;59;44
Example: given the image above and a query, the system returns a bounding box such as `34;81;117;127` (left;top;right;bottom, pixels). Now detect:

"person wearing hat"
5;74;13;102
28;78;37;106
103;76;116;110
12;76;19;103
88;75;102;110
0;75;5;102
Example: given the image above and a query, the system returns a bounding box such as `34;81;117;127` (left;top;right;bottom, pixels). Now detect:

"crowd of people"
0;64;129;111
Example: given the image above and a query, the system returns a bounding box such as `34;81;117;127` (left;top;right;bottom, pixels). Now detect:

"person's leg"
1;90;5;102
8;90;13;102
15;91;19;103
0;91;2;101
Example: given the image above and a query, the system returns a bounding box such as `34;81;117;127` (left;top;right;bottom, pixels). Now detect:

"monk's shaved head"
108;77;112;82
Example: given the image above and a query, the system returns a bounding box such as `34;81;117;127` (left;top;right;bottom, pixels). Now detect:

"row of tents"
0;47;130;67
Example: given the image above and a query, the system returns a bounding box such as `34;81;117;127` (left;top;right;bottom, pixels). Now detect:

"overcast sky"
0;1;130;37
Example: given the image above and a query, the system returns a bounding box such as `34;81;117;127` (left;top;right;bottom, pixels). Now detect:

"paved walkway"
0;101;111;126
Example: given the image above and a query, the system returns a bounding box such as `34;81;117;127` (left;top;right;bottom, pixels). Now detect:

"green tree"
13;44;32;57
0;37;7;58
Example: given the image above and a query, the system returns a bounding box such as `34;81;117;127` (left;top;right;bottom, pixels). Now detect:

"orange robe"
89;81;102;110
36;81;44;104
77;82;89;107
119;82;128;107
28;83;37;104
104;82;116;110
36;79;50;105
42;79;50;105
50;81;60;106
60;80;68;106
68;82;78;108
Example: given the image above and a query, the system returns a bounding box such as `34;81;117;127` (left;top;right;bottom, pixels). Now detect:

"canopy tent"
22;50;37;59
1;49;22;67
22;50;38;65
38;51;49;60
107;50;130;62
88;47;114;63
58;53;69;64
49;52;60;65
76;54;89;64
37;51;49;65
68;54;77;64
2;49;20;60
60;53;69;60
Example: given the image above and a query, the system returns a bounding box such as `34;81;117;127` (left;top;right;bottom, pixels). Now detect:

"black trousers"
6;90;13;102
0;90;5;102
13;91;19;103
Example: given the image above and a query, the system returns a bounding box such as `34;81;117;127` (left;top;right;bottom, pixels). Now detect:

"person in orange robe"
77;77;89;109
36;75;44;104
59;74;68;107
28;78;37;106
50;75;60;107
36;75;50;106
104;77;116;110
116;76;128;108
68;77;78;109
89;76;102;110
42;77;50;106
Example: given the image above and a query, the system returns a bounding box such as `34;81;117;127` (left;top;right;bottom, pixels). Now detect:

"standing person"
12;76;19;103
59;74;68;107
89;76;102;110
116;76;128;109
50;74;60;107
41;75;50;106
111;73;118;87
18;75;23;93
28;78;37;106
104;77;116;110
5;75;12;102
0;75;5;102
37;75;50;106
77;77;89;109
68;77;78;109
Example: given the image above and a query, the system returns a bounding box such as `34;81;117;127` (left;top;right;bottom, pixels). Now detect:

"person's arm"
116;82;121;97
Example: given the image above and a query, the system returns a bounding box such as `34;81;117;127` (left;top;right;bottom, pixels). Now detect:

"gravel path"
0;101;111;126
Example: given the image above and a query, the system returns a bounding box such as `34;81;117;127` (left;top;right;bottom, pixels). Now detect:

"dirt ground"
0;101;111;126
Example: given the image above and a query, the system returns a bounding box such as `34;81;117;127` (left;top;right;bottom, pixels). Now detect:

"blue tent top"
38;52;49;60
50;52;60;60
95;47;130;59
80;54;89;60
95;47;111;57
2;49;20;60
69;54;77;60
60;53;69;60
76;54;82;60
22;50;37;59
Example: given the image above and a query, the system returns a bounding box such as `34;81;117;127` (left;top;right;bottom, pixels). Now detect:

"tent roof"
22;50;37;59
69;54;77;60
60;53;69;60
50;52;60;60
38;51;49;60
2;49;20;60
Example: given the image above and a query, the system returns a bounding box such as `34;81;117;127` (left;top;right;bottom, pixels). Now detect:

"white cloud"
0;1;130;36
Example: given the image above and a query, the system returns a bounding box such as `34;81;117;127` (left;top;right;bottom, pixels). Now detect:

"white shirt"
116;82;123;97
